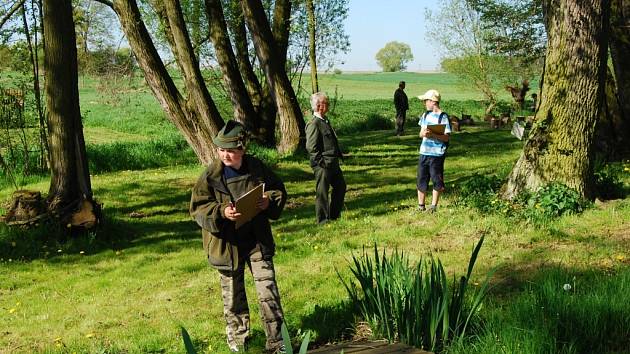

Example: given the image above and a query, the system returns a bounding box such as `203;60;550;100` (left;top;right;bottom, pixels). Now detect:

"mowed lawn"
0;72;628;353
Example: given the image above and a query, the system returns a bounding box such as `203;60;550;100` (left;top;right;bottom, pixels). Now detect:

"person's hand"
224;204;241;221
420;128;432;138
257;193;270;210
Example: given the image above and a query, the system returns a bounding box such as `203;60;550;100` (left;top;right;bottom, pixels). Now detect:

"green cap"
213;120;246;149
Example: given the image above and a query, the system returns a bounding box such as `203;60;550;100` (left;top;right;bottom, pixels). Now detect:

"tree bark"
609;0;630;157
204;0;257;129
112;0;221;164
43;0;93;215
503;0;610;199
594;67;624;159
271;0;291;70
306;0;319;93
225;0;276;146
241;0;305;154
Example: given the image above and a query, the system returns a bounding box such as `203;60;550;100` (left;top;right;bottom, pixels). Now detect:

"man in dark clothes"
394;81;409;136
305;92;347;225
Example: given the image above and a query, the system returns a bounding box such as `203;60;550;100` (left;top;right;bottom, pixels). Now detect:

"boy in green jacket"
190;120;287;353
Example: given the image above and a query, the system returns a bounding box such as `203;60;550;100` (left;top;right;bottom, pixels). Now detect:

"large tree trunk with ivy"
112;0;221;164
205;0;257;131
609;0;630;157
503;0;610;199
43;0;98;226
241;0;305;154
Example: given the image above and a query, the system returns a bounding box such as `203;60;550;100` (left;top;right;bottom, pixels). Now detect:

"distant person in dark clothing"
305;92;347;225
394;81;409;136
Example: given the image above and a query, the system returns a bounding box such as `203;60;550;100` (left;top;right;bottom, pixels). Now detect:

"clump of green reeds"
339;236;489;353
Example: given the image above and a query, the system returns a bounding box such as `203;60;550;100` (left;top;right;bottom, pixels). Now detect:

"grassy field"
1;72;628;353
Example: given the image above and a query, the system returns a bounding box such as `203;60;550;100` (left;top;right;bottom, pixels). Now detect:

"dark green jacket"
305;115;342;169
190;155;286;271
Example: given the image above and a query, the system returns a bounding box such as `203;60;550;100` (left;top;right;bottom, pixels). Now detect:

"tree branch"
0;0;26;30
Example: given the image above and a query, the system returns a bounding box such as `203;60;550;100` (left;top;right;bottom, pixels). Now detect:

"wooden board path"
308;340;432;354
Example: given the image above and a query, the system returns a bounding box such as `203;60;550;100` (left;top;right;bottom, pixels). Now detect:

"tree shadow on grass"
298;301;356;346
0;177;201;262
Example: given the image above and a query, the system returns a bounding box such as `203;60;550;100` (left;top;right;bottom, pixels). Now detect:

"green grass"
447;266;630;354
0;72;628;353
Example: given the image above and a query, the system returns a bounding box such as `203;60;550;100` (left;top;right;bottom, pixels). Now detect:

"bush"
340;237;489;352
526;183;586;218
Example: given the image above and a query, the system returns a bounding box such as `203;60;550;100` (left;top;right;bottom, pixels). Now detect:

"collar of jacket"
206;155;261;195
206;158;231;195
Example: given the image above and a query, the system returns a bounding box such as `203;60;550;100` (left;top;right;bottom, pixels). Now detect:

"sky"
337;0;441;72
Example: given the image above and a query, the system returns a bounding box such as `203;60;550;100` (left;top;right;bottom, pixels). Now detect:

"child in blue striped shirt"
417;89;451;213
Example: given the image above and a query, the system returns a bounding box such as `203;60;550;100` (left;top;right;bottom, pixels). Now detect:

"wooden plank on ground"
308;340;432;354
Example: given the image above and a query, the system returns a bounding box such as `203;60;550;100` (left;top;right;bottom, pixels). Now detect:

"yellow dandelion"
79;251;85;255
314;245;319;250
9;308;16;313
16;302;20;306
85;333;95;338
54;337;62;342
615;255;625;261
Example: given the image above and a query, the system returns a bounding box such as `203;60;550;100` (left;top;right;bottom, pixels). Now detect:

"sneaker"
417;204;426;211
428;205;437;213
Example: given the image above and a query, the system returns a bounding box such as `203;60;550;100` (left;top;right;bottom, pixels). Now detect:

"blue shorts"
416;155;445;192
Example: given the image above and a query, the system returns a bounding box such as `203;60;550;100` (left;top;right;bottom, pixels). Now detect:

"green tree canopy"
375;41;413;72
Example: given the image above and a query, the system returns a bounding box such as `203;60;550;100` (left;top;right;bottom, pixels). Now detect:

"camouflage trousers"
218;251;284;351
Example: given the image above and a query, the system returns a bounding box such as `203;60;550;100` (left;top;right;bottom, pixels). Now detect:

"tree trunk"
190;0;203;58
225;1;274;145
204;0;257;130
43;0;94;219
503;0;610;199
306;0;319;93
594;67;624;159
609;0;630;157
241;0;305;154
112;0;221;164
271;0;291;70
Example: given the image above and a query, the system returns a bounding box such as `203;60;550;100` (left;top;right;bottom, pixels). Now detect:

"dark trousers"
396;110;406;135
417;154;446;192
313;164;346;224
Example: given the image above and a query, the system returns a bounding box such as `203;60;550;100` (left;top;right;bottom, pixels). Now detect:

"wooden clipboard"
234;183;264;229
427;124;447;135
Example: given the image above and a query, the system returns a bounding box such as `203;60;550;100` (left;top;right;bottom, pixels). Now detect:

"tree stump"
1;190;100;229
1;190;46;226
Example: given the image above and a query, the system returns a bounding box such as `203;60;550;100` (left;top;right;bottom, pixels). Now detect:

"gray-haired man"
305;92;347;225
